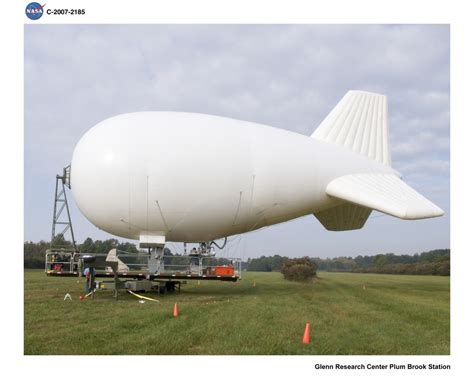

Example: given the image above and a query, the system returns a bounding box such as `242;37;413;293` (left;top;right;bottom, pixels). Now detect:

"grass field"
24;270;449;355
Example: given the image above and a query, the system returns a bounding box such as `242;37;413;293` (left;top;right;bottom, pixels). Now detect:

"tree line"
24;237;449;275
245;249;450;276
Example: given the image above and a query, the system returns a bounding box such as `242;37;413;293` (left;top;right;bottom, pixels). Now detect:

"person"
83;267;96;293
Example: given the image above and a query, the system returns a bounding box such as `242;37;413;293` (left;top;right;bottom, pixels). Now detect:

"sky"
24;24;450;259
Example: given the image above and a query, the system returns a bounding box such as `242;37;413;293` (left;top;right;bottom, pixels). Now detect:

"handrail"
45;249;242;278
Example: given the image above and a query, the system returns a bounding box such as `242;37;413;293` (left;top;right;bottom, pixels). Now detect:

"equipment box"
214;266;234;276
125;280;153;292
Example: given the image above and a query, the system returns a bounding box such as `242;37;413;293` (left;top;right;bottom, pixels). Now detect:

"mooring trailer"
45;249;242;282
46;168;241;299
46;249;242;299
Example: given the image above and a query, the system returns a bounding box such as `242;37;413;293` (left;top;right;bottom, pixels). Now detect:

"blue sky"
24;24;449;259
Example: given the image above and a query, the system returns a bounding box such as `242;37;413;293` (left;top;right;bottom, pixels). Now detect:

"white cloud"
398;159;450;175
391;131;449;158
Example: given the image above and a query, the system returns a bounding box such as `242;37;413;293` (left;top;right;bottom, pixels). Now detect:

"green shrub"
281;257;317;282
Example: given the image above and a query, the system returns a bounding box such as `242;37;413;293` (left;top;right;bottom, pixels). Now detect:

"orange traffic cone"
302;323;310;344
173;303;179;318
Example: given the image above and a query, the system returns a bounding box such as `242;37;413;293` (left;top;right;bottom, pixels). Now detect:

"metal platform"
45;250;242;282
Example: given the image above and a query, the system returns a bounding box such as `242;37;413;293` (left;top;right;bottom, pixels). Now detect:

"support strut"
51;165;77;250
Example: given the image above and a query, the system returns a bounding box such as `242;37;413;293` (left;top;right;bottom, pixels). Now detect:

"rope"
127;290;160;303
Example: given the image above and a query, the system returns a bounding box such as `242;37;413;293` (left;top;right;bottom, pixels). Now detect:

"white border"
2;1;473;378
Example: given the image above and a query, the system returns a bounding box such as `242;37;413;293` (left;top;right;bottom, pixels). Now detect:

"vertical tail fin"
312;90;391;166
312;90;444;230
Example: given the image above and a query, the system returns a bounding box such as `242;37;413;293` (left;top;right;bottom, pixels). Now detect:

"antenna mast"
51;165;77;250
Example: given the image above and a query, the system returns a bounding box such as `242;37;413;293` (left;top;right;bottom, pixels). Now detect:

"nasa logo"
25;2;45;20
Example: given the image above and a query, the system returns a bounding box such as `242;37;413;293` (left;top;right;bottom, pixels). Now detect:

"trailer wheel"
166;282;176;293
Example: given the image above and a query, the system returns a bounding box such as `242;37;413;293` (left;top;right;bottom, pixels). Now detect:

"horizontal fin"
312;90;391;165
326;173;444;220
314;203;372;231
